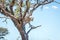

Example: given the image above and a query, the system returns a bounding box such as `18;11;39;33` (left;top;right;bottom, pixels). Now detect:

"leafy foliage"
0;27;8;36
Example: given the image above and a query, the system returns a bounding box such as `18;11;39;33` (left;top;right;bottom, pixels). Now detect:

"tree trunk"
12;19;28;40
16;23;28;40
19;29;26;40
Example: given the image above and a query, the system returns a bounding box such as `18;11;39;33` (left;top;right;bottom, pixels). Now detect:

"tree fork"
13;19;28;40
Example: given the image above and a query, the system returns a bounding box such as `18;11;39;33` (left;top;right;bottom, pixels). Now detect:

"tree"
0;0;59;40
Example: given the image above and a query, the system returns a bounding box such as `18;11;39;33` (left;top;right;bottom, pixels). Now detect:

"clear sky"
0;0;60;40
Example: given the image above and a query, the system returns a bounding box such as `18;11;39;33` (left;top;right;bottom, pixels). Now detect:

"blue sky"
0;0;60;40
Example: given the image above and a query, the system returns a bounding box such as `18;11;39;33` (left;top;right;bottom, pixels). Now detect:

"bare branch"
23;0;30;19
9;0;15;15
27;23;41;34
26;28;32;34
54;1;60;4
30;0;54;14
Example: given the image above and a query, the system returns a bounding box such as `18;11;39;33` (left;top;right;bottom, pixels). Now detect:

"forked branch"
0;4;20;26
0;4;17;20
27;23;41;34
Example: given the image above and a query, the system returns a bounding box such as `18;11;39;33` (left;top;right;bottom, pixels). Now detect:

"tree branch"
27;23;41;34
0;4;20;25
54;1;60;4
9;0;15;15
0;4;21;28
23;0;30;19
30;0;54;14
0;4;17;19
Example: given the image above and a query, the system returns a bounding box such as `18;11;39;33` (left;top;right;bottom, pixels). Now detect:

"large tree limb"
0;4;21;28
0;4;20;24
0;4;16;19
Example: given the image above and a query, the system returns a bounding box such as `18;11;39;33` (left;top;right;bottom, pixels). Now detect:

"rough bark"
12;19;28;40
16;24;28;40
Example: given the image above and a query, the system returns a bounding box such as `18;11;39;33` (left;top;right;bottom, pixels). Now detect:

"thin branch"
9;0;15;15
23;0;29;19
30;0;54;14
28;0;54;17
29;23;41;29
54;1;60;4
27;23;41;34
26;28;32;34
